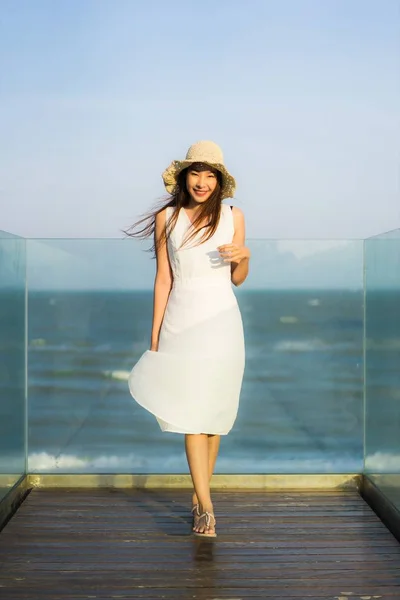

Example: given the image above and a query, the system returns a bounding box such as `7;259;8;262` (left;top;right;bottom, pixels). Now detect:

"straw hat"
162;140;236;199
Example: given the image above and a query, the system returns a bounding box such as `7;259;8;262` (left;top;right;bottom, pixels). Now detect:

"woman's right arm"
150;209;173;351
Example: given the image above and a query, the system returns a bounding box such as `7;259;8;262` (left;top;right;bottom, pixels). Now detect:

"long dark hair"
123;163;224;255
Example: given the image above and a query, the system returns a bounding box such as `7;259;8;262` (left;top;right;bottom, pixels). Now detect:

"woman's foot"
191;503;200;530
191;492;201;529
193;511;217;538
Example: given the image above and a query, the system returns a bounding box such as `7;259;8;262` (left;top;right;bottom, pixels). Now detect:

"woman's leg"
191;434;220;508
185;434;217;534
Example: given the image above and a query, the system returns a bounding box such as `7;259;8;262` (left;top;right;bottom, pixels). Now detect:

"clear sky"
1;0;399;240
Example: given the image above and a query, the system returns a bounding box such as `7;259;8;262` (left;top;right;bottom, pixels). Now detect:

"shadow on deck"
0;487;400;599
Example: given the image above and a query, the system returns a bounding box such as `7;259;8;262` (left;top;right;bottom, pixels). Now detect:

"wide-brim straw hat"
162;140;236;199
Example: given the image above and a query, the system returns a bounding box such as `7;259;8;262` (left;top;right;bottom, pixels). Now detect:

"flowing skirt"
128;280;245;434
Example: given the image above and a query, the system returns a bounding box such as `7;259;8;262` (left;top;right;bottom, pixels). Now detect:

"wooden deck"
0;488;400;599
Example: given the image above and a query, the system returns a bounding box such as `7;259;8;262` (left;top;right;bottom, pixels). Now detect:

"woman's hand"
150;341;159;352
217;243;251;263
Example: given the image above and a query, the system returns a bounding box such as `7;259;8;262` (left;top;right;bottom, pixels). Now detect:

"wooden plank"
0;488;399;599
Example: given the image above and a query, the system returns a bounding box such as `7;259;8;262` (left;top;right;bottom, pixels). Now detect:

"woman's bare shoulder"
230;205;245;219
155;206;169;224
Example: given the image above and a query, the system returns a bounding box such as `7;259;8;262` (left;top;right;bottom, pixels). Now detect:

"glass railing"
0;231;26;502
26;237;364;474
364;230;400;512
1;231;398;508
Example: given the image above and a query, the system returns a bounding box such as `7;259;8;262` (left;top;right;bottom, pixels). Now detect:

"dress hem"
160;428;231;436
130;389;234;435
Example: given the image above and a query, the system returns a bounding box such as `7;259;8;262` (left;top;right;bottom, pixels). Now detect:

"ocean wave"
30;338;46;347
365;452;400;471
33;368;131;382
29;341;82;353
28;451;148;471
28;451;361;473
103;369;130;381
29;366;133;383
273;338;329;352
29;340;131;354
307;298;321;306
279;316;299;324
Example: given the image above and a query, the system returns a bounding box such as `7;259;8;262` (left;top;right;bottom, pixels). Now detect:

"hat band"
188;161;218;171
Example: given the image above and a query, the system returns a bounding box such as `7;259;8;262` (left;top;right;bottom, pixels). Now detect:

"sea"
23;288;371;475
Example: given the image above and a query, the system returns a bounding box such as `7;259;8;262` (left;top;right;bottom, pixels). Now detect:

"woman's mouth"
193;189;208;196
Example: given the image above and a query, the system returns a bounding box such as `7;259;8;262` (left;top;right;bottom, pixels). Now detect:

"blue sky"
1;0;399;241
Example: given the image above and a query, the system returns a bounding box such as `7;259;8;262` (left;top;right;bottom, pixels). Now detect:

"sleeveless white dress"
128;204;245;435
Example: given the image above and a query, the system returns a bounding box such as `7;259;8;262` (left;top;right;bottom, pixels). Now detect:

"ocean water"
23;288;367;474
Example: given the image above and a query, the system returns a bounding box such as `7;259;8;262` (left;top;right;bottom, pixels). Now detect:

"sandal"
191;504;201;530
193;511;217;538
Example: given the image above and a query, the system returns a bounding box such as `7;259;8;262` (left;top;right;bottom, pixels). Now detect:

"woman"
127;140;250;537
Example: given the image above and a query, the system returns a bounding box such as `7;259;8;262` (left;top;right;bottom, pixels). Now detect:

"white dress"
128;204;245;435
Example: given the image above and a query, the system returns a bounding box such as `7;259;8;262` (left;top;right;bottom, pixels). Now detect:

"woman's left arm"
218;207;251;287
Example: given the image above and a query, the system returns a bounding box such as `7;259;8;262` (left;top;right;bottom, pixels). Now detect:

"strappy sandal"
191;504;201;530
193;511;217;538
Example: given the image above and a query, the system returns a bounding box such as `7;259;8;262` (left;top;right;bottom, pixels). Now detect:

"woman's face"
186;166;218;203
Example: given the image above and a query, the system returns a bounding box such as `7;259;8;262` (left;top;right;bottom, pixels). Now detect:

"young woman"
127;140;250;537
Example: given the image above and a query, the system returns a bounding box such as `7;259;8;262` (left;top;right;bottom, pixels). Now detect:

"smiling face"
186;163;219;204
